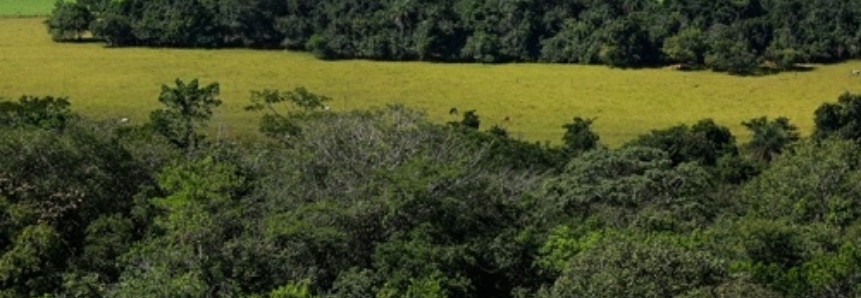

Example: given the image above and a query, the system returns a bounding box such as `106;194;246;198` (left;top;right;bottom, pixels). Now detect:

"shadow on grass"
54;37;104;44
653;63;817;77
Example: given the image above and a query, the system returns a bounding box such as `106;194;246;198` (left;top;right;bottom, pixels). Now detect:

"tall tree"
561;117;600;156
46;1;94;41
814;92;861;141
149;79;222;151
742;116;799;162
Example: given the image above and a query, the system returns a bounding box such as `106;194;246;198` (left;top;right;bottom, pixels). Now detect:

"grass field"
3;17;861;146
0;0;54;16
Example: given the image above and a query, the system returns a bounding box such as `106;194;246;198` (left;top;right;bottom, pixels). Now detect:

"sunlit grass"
2;17;861;146
0;0;54;16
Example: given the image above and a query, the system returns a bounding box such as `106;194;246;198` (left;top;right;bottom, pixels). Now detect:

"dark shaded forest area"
3;79;861;298
48;0;861;74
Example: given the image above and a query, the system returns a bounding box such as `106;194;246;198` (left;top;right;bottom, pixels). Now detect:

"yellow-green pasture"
2;17;861;146
0;0;54;16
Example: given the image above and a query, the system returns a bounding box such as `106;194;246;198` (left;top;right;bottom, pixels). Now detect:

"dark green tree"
814;92;861;141
545;237;725;298
741;140;861;227
662;27;707;65
460;110;480;130
741;116;799;162
0;125;150;298
561;117;600;155
0;95;74;130
46;1;94;41
149;79;222;151
705;24;760;75
245;87;332;139
539;146;715;230
599;16;657;67
627;119;737;166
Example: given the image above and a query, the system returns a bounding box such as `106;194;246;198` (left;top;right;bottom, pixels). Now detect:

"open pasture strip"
2;18;861;146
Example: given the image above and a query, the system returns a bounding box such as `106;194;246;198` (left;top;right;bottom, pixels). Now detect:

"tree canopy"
5;82;861;298
48;0;861;72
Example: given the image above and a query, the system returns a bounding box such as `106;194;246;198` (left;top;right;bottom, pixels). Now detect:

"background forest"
5;0;861;297
48;0;861;74
2;79;861;298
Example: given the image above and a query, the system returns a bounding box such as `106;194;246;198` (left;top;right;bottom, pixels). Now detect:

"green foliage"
598;16;657;67
45;1;93;41
459;110;480;130
0;95;74;130
539;146;715;230
741;140;861;227
0;122;150;298
0;224;62;298
742;116;800;162
545;237;725;298
111;155;247;298
263;280;315;298
245;87;332;139
814;92;861;141
54;0;861;71
9;77;861;298
535;224;611;274
663;27;707;64
561;117;600;156
703;23;761;75
627;118;737;166
149;78;221;150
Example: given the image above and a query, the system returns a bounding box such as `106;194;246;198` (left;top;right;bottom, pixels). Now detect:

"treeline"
48;0;861;73
3;79;861;298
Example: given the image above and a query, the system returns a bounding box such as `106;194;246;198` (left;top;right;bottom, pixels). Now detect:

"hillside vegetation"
5;2;861;298
46;0;861;74
5;18;861;146
3;77;861;298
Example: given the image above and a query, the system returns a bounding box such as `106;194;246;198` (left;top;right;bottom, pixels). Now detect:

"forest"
17;0;861;297
2;78;861;298
47;0;861;74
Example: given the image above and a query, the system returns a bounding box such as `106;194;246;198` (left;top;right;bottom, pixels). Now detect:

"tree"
0;123;151;298
77;0;112;15
627;119;737;166
149;79;221;151
598;16;655;67
245;87;332;139
741;140;861;227
110;155;247;298
663;27;707;64
46;1;94;41
561;117;600;155
741;116;799;162
0;95;74;130
705;24;760;75
459;110;480;130
814;92;861;141
545;237;725;298
539;146;715;230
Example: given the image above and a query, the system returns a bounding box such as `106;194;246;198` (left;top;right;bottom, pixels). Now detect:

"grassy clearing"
2;17;861;146
0;0;54;16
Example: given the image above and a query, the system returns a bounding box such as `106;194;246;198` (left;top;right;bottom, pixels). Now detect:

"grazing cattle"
449;107;459;115
503;116;510;122
851;70;861;76
324;105;330;111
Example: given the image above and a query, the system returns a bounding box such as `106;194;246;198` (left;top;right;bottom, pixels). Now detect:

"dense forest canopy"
46;0;861;73
3;78;861;297
23;0;861;297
